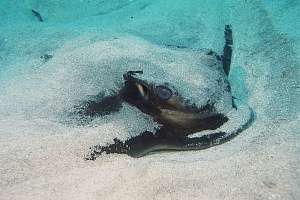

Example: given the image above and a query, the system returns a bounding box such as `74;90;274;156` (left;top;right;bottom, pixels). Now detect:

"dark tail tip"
222;25;233;76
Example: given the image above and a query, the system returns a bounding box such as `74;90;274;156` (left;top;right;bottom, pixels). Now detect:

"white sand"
1;0;299;199
1;116;299;200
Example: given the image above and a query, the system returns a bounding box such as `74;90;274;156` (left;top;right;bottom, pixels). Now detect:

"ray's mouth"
121;70;159;114
123;71;151;101
123;70;174;103
135;82;149;100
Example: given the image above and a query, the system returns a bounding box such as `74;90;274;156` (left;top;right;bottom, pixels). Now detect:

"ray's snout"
123;70;143;81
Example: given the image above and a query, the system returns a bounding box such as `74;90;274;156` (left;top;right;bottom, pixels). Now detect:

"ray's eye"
155;85;172;101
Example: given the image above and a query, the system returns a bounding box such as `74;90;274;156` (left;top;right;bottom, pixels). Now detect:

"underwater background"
0;0;299;199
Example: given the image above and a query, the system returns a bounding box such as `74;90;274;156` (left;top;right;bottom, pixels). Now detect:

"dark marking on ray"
77;94;123;117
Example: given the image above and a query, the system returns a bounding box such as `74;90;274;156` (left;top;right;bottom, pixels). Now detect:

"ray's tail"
125;104;254;158
86;104;254;159
222;25;233;76
178;105;254;152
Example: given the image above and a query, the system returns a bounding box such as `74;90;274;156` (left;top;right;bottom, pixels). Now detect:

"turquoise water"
1;0;299;117
0;1;299;199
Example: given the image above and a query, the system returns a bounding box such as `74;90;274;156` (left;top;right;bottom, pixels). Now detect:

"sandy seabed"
1;0;299;199
1;116;299;200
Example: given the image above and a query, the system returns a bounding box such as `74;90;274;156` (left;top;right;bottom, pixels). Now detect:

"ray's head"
120;71;228;134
